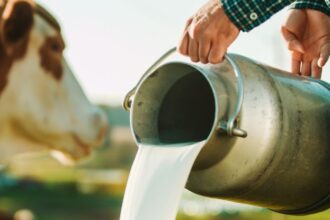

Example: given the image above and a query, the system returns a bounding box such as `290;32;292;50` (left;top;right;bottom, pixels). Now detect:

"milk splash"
120;141;206;220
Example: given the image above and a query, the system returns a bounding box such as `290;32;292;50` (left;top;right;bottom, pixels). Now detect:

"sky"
38;0;330;105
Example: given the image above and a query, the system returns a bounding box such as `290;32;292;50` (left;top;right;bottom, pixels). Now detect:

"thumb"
281;27;304;53
318;44;330;67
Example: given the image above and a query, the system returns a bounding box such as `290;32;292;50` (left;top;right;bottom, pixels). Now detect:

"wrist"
290;0;330;17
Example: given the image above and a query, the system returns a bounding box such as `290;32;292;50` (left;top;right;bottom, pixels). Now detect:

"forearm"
291;0;330;16
222;0;295;32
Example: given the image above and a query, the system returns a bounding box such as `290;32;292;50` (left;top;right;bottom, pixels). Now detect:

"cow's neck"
0;122;46;165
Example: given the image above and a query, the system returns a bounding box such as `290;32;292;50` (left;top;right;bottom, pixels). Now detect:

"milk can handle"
123;47;247;138
219;54;247;138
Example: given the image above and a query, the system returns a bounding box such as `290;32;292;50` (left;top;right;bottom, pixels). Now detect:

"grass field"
0;178;329;220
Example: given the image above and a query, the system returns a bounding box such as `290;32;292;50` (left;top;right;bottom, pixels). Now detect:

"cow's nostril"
97;124;108;142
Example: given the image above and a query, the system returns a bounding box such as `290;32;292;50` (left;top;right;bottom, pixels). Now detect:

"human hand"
281;9;330;78
178;0;239;64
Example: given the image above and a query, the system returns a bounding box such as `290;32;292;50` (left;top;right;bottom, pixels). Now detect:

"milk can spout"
124;47;248;139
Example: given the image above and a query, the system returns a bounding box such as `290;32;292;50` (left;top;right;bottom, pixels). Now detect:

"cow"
0;0;108;165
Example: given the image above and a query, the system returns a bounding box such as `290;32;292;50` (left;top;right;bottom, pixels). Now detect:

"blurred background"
0;0;329;220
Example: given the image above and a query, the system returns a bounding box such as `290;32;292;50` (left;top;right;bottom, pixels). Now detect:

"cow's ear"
1;0;34;56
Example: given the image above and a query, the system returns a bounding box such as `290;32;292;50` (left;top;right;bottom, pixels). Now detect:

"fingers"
208;37;227;64
180;21;228;64
291;51;302;75
189;16;211;63
301;60;311;76
179;16;204;62
312;59;322;79
291;49;328;78
178;32;189;56
185;17;201;62
179;20;226;64
178;18;193;55
312;44;330;79
283;27;309;76
199;37;211;64
282;9;330;79
178;2;239;64
188;39;199;62
291;51;314;77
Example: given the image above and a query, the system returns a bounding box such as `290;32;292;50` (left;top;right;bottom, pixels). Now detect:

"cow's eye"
50;41;63;53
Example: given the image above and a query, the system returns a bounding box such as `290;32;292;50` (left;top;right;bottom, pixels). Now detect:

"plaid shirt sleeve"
222;0;330;32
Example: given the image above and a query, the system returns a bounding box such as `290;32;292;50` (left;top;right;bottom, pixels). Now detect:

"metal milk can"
123;48;330;215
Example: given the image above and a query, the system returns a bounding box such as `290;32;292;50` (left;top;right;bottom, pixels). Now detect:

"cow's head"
0;0;108;164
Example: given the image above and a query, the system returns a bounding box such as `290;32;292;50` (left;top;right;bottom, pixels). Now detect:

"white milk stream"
120;141;206;220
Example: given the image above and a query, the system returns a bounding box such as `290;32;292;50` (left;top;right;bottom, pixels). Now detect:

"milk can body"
125;50;330;214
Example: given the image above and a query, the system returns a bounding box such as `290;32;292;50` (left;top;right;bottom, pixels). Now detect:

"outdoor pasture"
0;0;329;220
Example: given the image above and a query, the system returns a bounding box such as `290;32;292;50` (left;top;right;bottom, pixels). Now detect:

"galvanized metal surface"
126;50;330;215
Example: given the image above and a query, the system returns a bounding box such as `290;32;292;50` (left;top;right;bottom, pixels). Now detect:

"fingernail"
318;58;325;67
190;57;199;62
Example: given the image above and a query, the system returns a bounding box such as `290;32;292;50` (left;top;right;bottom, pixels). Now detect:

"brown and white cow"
0;0;108;164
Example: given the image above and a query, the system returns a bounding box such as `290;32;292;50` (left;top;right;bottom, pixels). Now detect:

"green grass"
0;183;122;220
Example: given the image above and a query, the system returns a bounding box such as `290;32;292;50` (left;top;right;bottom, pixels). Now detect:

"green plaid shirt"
222;0;330;32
